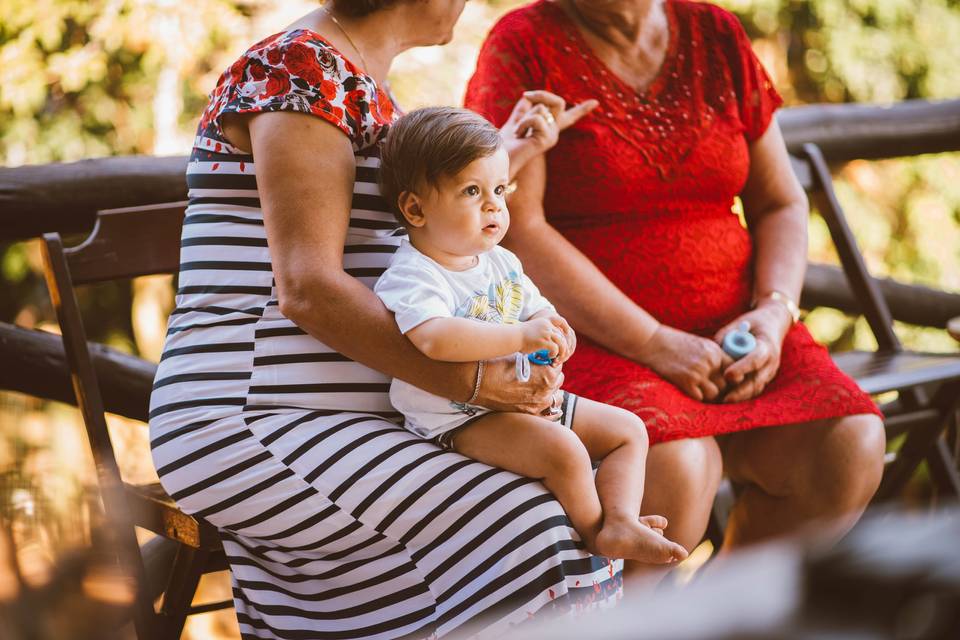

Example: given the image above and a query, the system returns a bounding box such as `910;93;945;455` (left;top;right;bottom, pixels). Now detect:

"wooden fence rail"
1;98;959;242
0;321;154;422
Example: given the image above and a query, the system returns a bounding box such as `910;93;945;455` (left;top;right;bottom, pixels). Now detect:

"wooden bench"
799;143;960;502
41;202;230;640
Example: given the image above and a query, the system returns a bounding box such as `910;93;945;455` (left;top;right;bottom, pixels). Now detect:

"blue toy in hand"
722;321;757;360
527;349;554;365
516;350;555;383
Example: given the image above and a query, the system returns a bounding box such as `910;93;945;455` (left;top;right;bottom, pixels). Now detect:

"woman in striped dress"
148;1;619;638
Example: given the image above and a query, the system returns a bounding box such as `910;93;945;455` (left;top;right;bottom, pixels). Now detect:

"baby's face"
417;147;511;259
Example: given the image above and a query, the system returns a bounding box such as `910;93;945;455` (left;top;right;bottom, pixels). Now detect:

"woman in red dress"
465;0;886;564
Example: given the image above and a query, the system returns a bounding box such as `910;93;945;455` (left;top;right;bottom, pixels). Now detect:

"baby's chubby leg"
451;412;604;550
572;399;688;564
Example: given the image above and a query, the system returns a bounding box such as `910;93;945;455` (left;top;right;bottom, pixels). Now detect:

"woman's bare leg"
571;399;688;563
720;414;885;548
624;436;723;581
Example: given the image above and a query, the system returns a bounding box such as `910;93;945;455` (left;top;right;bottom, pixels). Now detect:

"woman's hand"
636;324;734;402
500;90;599;177
713;302;792;403
476;355;564;415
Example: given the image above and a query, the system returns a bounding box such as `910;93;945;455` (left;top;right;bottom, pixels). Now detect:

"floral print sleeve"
196;29;395;153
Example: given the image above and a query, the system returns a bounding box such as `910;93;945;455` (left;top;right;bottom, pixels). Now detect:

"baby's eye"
494;185;506;196
463;185;480;196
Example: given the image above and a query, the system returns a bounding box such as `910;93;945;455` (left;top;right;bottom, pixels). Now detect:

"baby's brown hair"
379;106;501;225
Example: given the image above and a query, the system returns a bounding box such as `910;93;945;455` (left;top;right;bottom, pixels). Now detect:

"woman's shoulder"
228;28;377;97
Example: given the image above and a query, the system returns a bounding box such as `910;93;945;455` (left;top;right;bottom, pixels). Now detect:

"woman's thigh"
720;414;886;512
165;410;623;637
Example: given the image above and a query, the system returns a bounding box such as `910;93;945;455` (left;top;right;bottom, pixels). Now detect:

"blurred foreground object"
0;525;136;640
513;506;960;640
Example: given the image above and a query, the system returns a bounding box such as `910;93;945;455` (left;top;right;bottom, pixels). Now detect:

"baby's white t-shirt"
374;239;554;437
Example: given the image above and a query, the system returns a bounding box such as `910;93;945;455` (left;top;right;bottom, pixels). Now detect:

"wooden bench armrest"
125;482;221;550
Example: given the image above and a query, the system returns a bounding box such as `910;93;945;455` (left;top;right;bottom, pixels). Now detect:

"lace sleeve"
464;15;543;127
717;10;784;142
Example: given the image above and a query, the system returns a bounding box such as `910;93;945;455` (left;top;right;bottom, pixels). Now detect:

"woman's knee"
648;436;723;506
766;414;887;516
818;414;886;511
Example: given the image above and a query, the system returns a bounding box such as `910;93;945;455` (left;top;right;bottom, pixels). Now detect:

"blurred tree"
722;0;960;103
0;0;257;165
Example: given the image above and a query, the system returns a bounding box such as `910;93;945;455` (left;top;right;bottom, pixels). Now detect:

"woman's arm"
714;121;809;402
741;121;809;314
504;155;731;401
248;111;560;411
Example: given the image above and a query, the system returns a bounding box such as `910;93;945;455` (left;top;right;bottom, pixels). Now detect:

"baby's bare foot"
594;516;688;564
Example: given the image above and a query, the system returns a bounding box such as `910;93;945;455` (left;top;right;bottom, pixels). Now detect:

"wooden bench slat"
833;350;960;395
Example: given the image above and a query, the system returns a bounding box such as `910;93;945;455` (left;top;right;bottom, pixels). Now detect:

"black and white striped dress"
149;29;623;639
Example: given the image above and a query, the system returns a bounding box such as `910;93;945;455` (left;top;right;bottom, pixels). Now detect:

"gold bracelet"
465;360;485;405
756;290;801;324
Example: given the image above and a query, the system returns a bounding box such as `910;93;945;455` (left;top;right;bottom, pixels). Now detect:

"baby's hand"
519;318;566;358
543;314;576;363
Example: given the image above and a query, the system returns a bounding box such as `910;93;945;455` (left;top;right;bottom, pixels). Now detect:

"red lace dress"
465;0;880;444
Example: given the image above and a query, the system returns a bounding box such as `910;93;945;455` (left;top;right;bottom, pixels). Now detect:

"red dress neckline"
543;0;679;100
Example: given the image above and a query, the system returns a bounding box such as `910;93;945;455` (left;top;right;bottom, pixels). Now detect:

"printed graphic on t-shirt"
454;272;524;325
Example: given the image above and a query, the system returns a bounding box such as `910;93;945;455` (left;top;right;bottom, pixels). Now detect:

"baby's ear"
397;191;426;228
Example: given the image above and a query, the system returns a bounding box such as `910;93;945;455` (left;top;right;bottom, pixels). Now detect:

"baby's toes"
639;514;668;531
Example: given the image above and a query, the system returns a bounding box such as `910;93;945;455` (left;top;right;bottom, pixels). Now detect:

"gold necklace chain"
322;6;370;73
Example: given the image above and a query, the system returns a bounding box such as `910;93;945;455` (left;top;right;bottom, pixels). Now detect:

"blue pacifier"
516;350;554;383
527;349;554;365
722;321;756;360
